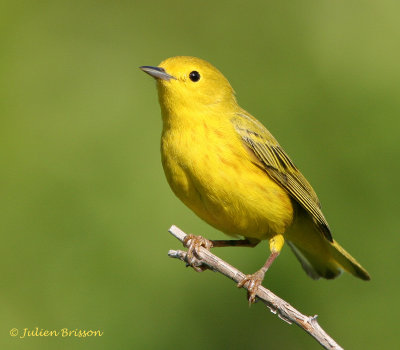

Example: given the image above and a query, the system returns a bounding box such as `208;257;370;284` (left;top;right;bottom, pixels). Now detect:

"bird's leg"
182;234;213;271
237;234;284;305
182;235;260;271
210;238;260;248
237;251;280;304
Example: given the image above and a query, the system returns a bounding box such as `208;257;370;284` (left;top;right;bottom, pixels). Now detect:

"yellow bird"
140;56;370;303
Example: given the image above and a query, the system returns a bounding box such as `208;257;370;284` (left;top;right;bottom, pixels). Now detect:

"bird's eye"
189;71;201;82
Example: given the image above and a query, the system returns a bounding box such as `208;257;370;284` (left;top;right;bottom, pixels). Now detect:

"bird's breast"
161;116;294;239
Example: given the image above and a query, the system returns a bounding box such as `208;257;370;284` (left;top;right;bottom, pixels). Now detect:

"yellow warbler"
140;56;370;303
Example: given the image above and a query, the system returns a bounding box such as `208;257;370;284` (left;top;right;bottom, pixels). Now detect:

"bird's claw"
237;271;264;305
183;234;213;272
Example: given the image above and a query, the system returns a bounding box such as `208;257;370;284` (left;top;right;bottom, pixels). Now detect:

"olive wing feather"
232;112;332;241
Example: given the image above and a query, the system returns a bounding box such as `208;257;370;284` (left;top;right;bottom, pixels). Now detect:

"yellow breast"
161;112;294;240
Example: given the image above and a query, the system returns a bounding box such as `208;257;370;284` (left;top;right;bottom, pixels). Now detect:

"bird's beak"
139;66;176;81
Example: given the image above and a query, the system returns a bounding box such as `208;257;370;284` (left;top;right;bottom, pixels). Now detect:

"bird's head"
140;56;237;115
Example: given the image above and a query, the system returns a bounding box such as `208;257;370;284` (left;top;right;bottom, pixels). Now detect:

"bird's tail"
328;239;370;280
286;212;370;281
288;239;370;281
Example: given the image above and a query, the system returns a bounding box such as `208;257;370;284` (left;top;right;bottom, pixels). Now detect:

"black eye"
189;71;200;82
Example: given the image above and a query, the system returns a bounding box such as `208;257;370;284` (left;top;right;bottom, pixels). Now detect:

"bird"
140;56;370;303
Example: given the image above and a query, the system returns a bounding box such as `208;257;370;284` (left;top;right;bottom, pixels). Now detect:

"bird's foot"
182;234;213;272
237;271;265;305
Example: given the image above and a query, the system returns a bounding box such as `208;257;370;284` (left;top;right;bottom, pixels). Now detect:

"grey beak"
139;66;176;81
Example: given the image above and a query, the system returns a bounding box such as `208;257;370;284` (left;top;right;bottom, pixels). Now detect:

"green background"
1;1;399;349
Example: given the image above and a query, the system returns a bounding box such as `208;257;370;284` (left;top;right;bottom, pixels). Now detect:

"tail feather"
329;239;370;280
288;241;342;280
286;208;370;281
288;239;370;281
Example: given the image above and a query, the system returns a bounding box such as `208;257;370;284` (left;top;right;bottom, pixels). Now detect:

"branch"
167;225;343;350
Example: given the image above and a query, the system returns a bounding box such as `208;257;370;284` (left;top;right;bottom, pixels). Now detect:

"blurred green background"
1;1;399;349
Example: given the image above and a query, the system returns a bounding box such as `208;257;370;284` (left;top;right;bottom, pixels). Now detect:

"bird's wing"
232;112;332;241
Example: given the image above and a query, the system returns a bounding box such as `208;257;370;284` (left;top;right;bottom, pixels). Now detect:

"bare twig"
167;225;343;350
